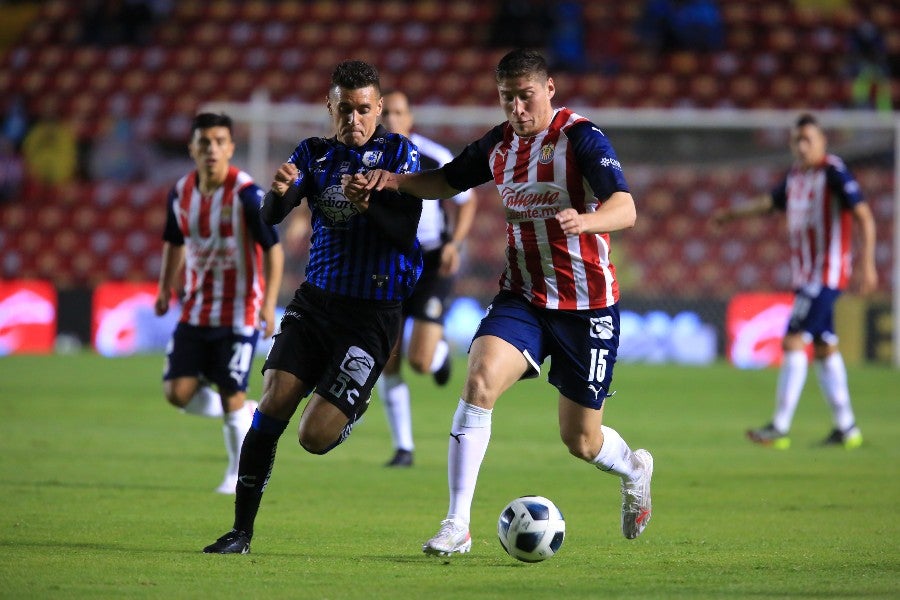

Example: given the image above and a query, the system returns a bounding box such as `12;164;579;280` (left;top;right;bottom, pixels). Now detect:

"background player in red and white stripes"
155;113;284;493
346;49;654;555
714;112;877;449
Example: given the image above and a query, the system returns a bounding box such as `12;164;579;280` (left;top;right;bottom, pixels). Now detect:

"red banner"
726;292;795;368
0;280;57;354
91;282;162;356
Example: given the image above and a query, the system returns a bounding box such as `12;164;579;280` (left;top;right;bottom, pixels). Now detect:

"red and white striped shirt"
772;154;862;292
446;108;630;310
164;166;275;329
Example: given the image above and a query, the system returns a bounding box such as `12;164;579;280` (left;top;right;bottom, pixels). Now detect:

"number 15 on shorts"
588;348;609;383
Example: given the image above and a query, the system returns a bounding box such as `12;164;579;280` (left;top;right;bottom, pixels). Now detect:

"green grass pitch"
1;353;898;599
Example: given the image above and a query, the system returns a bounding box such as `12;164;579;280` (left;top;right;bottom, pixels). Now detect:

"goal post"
204;92;899;367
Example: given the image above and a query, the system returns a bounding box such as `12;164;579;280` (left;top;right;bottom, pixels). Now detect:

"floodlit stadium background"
0;1;896;365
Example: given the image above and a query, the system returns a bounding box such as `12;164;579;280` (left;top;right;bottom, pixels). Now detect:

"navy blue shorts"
786;286;842;344
473;291;620;409
164;323;260;393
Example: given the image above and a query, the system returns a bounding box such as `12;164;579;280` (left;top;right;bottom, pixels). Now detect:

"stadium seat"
1;0;893;292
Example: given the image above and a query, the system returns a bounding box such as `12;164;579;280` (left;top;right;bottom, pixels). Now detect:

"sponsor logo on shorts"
589;316;614;339
340;346;375;386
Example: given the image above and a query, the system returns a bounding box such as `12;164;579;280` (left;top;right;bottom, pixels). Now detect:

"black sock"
233;426;281;535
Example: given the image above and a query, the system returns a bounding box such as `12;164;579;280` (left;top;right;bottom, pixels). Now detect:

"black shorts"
263;282;402;420
402;248;453;324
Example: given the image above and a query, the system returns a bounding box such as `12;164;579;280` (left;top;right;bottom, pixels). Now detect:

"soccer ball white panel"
497;495;565;562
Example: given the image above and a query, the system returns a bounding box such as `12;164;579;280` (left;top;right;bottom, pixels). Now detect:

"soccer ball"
497;495;565;562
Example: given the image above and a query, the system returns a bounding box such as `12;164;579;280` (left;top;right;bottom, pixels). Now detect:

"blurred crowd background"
0;0;896;361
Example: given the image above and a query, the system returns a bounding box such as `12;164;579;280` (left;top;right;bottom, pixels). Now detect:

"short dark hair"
191;112;232;134
331;60;381;94
795;112;819;128
496;49;549;82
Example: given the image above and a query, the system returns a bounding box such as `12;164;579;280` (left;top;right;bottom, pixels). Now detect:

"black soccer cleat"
433;354;451;387
203;529;251;554
820;425;863;449
385;449;413;468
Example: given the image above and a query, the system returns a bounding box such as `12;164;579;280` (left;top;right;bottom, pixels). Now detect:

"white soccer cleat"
621;449;653;539
422;519;472;557
215;474;238;495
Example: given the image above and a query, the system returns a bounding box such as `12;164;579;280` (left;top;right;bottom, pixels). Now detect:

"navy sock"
233;411;288;535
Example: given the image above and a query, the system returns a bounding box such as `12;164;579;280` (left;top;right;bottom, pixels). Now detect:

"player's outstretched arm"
345;168;460;202
712;193;774;225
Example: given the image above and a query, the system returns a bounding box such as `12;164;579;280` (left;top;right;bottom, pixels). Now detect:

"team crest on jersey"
538;143;555;164
362;151;383;168
317;184;360;224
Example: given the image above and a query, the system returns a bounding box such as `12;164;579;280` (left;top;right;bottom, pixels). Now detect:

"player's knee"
561;432;596;462
782;333;806;352
462;368;495;404
407;355;429;374
163;387;189;409
812;341;836;360
297;426;340;455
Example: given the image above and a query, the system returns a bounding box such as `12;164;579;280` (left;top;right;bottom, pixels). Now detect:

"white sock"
815;352;856;431
429;340;450;373
446;399;492;526
591;425;641;480
222;403;254;478
378;374;413;451
182;385;224;418
773;350;808;433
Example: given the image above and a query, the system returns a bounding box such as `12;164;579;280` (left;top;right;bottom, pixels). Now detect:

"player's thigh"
464;335;531;408
406;319;444;372
259;367;311;421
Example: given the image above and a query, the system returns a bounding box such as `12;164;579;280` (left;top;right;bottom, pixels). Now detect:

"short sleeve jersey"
286;125;423;301
771;154;863;291
163;166;280;329
443;108;630;310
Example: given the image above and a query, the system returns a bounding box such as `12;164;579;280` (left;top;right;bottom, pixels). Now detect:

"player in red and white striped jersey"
346;49;654;553
714;112;877;450
155;113;284;494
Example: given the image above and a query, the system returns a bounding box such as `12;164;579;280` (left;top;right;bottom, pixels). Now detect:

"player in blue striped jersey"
204;60;423;554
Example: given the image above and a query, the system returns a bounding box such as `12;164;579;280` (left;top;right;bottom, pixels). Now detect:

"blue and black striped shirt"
281;125;423;301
